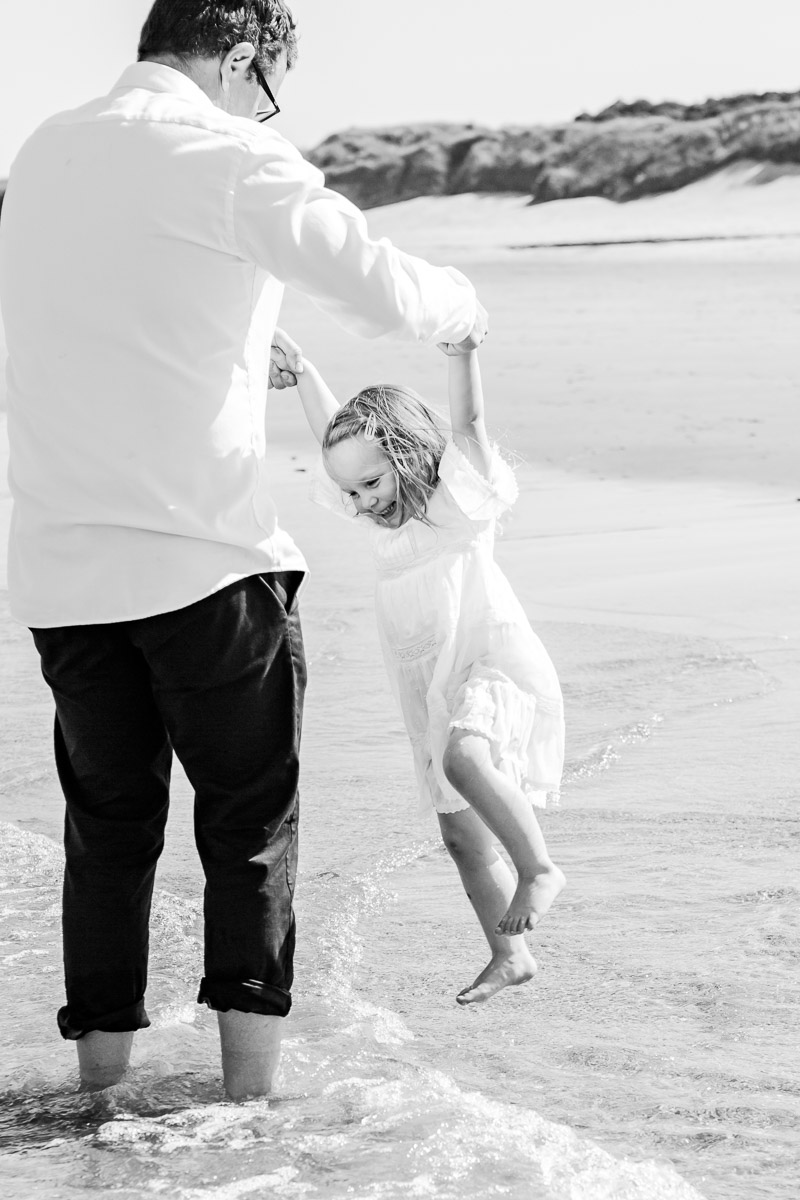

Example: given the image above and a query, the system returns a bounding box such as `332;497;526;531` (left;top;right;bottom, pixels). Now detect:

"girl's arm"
295;362;340;445
269;327;339;444
443;348;492;478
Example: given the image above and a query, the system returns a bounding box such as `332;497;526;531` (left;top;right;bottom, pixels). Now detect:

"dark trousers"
31;572;306;1039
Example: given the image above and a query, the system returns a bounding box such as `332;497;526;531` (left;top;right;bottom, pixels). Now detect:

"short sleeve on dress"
437;441;518;521
308;457;360;521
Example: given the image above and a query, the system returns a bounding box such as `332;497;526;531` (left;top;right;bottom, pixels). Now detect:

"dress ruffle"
437;441;518;521
448;666;562;809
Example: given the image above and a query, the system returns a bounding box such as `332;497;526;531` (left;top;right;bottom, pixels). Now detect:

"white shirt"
0;63;477;627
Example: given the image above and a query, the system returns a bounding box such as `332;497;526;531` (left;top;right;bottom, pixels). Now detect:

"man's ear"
219;41;256;92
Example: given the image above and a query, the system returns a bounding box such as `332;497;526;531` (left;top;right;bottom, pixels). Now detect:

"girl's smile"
324;436;403;527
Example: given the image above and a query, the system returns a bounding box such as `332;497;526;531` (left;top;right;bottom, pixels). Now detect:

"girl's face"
324;436;403;527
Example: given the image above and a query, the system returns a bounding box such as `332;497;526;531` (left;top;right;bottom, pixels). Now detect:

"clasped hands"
268;302;488;390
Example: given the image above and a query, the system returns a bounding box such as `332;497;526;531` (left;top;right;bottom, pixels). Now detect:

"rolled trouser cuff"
197;977;292;1018
56;999;150;1041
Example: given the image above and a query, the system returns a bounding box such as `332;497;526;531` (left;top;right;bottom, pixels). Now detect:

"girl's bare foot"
456;946;537;1006
495;865;566;936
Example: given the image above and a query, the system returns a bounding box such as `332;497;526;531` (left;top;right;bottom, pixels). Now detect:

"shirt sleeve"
231;132;478;346
437;441;519;522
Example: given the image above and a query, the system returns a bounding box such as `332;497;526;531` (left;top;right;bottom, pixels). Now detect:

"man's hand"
437;301;488;356
268;327;304;389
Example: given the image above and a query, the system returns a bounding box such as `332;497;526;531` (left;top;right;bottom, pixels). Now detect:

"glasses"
250;58;280;122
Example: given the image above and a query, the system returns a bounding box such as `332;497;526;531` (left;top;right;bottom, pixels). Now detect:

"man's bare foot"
456;947;537;1006
495;865;566;936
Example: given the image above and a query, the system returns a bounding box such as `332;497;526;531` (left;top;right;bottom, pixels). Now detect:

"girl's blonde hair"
323;384;446;526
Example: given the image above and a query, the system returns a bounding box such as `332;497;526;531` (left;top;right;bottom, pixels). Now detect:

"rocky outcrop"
576;90;800;123
308;93;800;209
306;125;491;210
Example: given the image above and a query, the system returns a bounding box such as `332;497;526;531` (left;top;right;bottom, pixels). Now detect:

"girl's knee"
439;823;477;864
440;830;459;860
442;731;487;793
439;813;495;865
440;820;469;860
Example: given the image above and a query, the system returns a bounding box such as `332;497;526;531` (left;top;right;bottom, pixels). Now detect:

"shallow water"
1;250;798;1197
1;586;797;1200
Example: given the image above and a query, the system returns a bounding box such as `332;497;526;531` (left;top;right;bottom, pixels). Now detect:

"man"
0;1;486;1099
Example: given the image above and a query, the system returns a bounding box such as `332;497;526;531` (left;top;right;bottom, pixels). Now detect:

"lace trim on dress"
375;538;478;577
392;633;439;662
532;695;566;717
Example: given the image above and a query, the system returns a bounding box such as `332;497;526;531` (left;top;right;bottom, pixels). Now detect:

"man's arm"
233;137;485;349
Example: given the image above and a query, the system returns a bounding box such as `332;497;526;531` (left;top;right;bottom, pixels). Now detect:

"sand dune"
363;163;800;257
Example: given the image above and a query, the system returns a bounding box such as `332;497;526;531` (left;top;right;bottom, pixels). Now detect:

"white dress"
313;441;565;815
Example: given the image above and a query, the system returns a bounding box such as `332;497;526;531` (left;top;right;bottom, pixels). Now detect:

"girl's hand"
437;302;488;355
269;327;305;389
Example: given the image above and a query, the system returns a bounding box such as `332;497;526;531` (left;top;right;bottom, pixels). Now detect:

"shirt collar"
110;62;217;112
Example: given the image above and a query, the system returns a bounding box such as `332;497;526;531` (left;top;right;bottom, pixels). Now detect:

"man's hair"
138;1;298;72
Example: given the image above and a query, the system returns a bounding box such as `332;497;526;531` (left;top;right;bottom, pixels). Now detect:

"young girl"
274;333;565;1006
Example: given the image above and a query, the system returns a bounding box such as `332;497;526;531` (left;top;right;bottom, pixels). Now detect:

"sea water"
1;584;797;1200
1;255;798;1199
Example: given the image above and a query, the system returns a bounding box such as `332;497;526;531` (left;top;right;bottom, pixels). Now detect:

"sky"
2;0;800;175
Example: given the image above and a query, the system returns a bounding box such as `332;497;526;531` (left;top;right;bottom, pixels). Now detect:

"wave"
0;822;705;1199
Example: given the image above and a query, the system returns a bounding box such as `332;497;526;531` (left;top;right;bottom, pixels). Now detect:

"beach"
1;178;798;1200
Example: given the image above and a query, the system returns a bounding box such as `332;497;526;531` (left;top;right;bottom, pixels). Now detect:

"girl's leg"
438;807;537;1005
442;729;565;936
